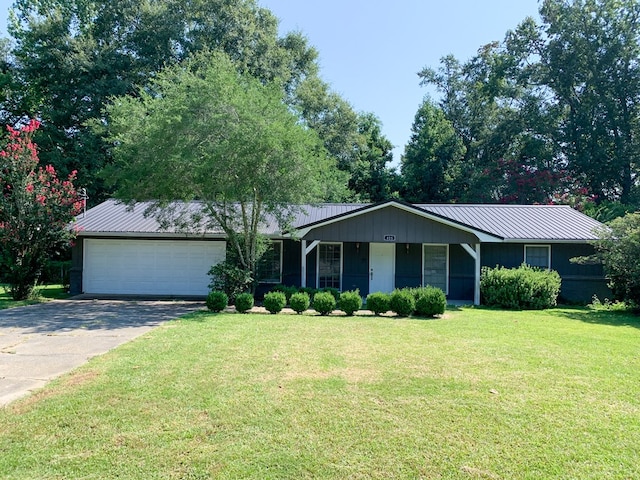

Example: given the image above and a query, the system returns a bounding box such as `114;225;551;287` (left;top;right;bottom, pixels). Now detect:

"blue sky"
0;0;542;165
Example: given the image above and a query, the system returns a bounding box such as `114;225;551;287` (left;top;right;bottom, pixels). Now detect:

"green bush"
208;260;252;303
206;291;228;312
339;290;362;316
321;287;340;302
263;291;286;314
289;292;311;314
365;292;390;315
414;286;446;317
390;289;416;317
591;212;640;307
299;287;318;300
270;285;298;303
234;292;255;313
480;264;561;310
313;291;336;316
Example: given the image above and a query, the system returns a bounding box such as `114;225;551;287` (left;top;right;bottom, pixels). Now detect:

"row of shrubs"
206;286;447;318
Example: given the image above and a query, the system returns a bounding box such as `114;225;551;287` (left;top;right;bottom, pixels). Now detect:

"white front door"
369;243;395;293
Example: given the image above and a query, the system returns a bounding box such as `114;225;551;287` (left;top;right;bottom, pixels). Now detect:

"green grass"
1;307;639;479
0;284;70;309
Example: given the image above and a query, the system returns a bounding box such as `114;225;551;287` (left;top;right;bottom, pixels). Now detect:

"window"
257;241;282;283
318;243;341;289
525;245;550;269
423;245;448;293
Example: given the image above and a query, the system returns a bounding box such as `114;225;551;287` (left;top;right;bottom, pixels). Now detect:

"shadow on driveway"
0;299;205;407
0;299;204;334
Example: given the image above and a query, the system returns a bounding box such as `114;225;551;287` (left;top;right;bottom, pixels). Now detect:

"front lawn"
1;307;639;479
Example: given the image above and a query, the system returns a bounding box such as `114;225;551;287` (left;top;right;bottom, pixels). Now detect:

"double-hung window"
257;241;282;284
423;244;448;293
318;243;341;289
524;245;551;270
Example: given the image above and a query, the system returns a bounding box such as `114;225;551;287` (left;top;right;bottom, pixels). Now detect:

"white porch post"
461;243;481;306
301;240;307;288
474;243;481;306
301;240;320;289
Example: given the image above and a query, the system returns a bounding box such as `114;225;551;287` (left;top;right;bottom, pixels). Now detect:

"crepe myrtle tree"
0;120;83;300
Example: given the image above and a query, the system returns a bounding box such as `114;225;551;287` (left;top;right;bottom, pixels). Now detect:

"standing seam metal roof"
74;200;604;241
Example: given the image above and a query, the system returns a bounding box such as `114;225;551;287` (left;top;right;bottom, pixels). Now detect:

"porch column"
301;240;307;288
300;240;320;289
461;243;481;306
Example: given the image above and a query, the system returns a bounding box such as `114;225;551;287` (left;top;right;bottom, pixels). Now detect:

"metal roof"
74;200;224;237
417;204;605;241
75;199;605;242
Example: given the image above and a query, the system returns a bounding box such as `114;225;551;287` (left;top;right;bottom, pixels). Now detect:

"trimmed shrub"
270;285;298;303
321;287;341;302
339;290;362;316
414;286;446;317
390;289;416;317
290;291;311;314
366;292;391;315
299;287;318;300
480;264;561;310
234;292;254;313
206;290;228;312
313;291;336;316
263;291;286;314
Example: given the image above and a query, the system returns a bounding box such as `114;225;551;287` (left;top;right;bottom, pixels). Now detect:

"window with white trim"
525;245;550;269
423;244;448;293
318;243;341;289
257;241;282;283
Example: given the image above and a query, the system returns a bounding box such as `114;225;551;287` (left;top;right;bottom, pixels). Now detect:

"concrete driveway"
0;299;204;407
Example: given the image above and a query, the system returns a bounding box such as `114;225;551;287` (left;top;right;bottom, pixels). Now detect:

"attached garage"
83;239;225;296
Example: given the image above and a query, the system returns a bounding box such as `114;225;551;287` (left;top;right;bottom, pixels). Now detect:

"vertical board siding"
342;242;369;294
395;243;422;289
449;244;475;300
281;239;302;287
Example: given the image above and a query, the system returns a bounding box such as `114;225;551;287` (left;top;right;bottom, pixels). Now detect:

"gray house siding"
449;244;475;300
481;243;523;269
552;244;610;303
343;242;369;293
395;243;421;290
281;239;302;287
302;206;479;244
480;242;610;303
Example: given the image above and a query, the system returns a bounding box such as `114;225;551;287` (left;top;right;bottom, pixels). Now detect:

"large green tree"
293;76;397;201
400;98;465;202
101;52;346;279
7;0;319;202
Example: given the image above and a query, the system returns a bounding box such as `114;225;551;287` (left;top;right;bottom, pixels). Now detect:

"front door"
369;243;395;293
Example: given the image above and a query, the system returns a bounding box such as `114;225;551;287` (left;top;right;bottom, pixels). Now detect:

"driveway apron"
0;299;203;407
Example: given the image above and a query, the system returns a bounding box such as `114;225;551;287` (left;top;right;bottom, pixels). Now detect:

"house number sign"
383;235;396;241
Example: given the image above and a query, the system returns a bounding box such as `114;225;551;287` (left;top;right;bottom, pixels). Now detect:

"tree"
504;0;640;204
101;52;346;283
592;212;640;307
7;0;319;203
0;120;82;300
293;76;397;201
349;113;398;202
400;98;465;202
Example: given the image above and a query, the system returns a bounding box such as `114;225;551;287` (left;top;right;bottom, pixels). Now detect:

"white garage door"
83;239;226;296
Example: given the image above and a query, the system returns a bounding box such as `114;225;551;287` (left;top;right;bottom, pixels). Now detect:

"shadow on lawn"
554;306;640;329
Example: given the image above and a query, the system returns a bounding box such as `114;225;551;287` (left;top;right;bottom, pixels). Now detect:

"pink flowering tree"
0;120;83;299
